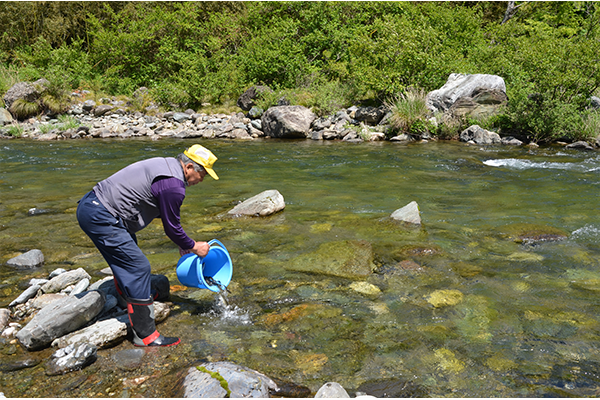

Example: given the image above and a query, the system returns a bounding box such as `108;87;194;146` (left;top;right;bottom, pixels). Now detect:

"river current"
2;139;600;397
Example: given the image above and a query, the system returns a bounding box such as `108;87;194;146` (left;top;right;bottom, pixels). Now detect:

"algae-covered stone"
349;282;381;296
434;348;465;373
286;240;375;279
425;289;464;308
499;223;568;244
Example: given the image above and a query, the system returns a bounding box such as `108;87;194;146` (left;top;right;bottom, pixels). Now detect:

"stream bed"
2;138;600;397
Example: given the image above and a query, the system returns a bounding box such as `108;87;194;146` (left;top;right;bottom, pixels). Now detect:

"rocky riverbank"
2;73;597;148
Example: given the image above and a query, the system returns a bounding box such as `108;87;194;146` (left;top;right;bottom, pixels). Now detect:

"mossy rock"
498;223;568;244
425;289;464;308
393;244;443;258
286;240;375;279
450;262;482;277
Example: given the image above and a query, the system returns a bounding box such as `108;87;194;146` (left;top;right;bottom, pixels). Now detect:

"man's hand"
191;241;210;257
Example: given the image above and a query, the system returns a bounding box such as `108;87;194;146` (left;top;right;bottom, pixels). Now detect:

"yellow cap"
184;144;219;180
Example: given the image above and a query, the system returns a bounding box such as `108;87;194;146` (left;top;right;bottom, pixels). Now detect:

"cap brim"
205;167;219;180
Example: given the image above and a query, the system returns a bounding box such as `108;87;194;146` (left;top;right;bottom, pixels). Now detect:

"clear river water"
2;138;600;397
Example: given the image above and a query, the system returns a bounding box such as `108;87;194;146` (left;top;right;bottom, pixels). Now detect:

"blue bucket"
176;239;232;292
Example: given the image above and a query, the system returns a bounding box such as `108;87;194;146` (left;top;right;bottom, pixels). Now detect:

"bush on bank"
0;1;600;143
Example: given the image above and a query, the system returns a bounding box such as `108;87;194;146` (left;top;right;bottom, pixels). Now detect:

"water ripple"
483;158;600;172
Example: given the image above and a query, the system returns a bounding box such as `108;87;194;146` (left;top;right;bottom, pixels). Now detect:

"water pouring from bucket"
176;239;232;293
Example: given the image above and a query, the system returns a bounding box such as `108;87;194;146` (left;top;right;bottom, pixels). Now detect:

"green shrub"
57;114;80;131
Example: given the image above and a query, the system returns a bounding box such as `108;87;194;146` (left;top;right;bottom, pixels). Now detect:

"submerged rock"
6;249;44;268
499;223;568;244
45;343;97;375
425;289;464;308
112;348;145;371
286;240;376;279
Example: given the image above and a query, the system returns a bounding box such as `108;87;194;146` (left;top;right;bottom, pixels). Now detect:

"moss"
197;366;231;397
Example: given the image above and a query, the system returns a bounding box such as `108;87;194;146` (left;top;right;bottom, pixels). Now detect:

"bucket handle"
208;239;228;252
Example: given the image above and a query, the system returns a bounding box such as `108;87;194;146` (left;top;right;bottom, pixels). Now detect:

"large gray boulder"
228;190;285;217
261;106;316;138
3;82;39;110
6;249;44;268
181;362;278;398
16;290;105;350
426;73;507;114
459;125;501;145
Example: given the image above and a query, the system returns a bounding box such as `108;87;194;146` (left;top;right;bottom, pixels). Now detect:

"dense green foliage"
0;1;599;142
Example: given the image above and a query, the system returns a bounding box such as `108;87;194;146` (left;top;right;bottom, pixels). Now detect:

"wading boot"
127;297;180;347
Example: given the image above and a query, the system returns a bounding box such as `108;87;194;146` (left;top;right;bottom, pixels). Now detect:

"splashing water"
204;276;251;325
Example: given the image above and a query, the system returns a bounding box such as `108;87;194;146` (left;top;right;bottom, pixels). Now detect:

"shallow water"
2;139;600;397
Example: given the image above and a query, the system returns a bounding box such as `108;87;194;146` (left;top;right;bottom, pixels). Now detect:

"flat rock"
6;249;44;268
16;290;105;350
286;240;375;279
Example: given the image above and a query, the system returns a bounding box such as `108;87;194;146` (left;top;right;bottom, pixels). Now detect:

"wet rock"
349;282;381;296
460;124;500;145
181;361;278;398
228;189;285;217
112;348;145;371
8;284;40;307
17;290;105;350
261;105;316;138
315;382;350;398
0;357;41;372
287;240;375;279
53;302;170;349
391;201;421;225
356;379;428;398
6;249;44;268
425;289;464;308
270;379;311;398
46;343;97;375
566;141;595;151
0;309;9;331
499;223;568;244
41;268;91;294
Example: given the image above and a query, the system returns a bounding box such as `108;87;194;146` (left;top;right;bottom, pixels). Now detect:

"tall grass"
384;87;430;135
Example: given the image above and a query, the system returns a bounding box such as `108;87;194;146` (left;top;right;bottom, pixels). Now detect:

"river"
2;138;600;397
